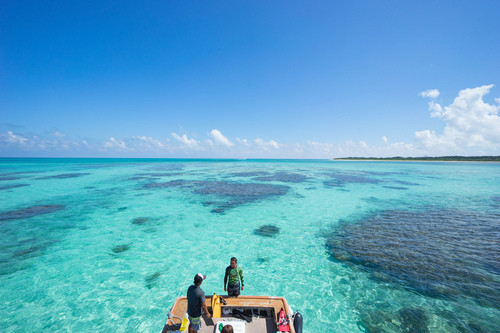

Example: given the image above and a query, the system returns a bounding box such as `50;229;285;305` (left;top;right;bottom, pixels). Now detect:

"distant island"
334;156;500;162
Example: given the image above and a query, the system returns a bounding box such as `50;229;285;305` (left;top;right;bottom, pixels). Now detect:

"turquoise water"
0;158;499;332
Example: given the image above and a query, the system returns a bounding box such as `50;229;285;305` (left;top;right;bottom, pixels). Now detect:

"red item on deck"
278;307;291;332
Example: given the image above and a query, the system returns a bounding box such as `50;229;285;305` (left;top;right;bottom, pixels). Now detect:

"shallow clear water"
0;158;499;332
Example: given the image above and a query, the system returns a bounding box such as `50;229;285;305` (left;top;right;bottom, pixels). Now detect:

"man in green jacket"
224;257;244;297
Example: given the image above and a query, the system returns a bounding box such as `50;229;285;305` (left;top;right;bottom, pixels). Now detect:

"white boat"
161;293;303;333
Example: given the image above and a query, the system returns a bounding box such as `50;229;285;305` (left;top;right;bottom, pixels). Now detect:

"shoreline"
333;156;500;162
333;159;500;163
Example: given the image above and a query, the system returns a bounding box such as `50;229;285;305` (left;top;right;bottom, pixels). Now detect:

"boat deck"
195;316;276;333
162;295;296;333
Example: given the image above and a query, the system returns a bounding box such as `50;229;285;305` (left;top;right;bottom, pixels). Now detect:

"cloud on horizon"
1;85;499;158
4;131;29;145
254;138;280;150
171;132;200;148
104;137;128;150
415;84;500;154
208;129;234;147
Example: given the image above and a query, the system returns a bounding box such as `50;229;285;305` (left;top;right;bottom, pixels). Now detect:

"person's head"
193;273;206;286
221;324;234;333
230;257;237;268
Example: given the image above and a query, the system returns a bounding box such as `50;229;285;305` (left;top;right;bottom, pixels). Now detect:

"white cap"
194;273;206;283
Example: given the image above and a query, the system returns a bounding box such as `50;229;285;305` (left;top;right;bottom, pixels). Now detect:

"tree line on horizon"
335;156;500;161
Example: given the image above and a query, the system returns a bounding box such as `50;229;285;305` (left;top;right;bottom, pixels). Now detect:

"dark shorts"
227;283;240;297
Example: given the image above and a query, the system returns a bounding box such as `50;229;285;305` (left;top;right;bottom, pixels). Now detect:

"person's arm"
239;267;244;291
224;266;229;291
202;301;211;318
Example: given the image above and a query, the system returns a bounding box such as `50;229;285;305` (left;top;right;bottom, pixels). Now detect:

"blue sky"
1;0;499;158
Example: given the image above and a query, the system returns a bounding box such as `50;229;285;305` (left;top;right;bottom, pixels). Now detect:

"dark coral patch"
323;181;343;187
196;182;289;213
232;171;270;177
492;196;500;209
148;164;184;171
254;225;280;237
392;180;420;186
254;172;309;183
209;199;261;214
0;184;29;191
364;171;402;176
145;180;289;213
145;272;161;289
397;308;429;333
132;217;149;225
37;173;91;180
0;171;39;177
0;204;65;221
0;176;21;181
357;307;430;333
138;172;185;177
194;182;288;197
129;176;158;181
2;240;58;276
211;207;226;214
326;209;500;307
111;244;131;253
382;186;408;190
12;245;46;259
144;180;192;189
324;173;381;187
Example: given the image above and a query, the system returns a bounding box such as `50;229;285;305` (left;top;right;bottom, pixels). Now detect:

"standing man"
187;273;211;333
224;257;244;297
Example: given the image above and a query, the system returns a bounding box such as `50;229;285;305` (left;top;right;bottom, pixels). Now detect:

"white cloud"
5;84;498;159
305;141;341;156
292;143;305;153
330;139;419;158
236;138;251;146
132;136;165;148
104;137;128;150
255;138;280;150
429;101;443;116
4;131;29;145
0;129;423;158
1;131;96;155
389;141;415;151
209;129;234;147
415;84;500;153
419;89;440;99
52;131;66;138
269;140;280;149
254;138;265;146
171;132;199;148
